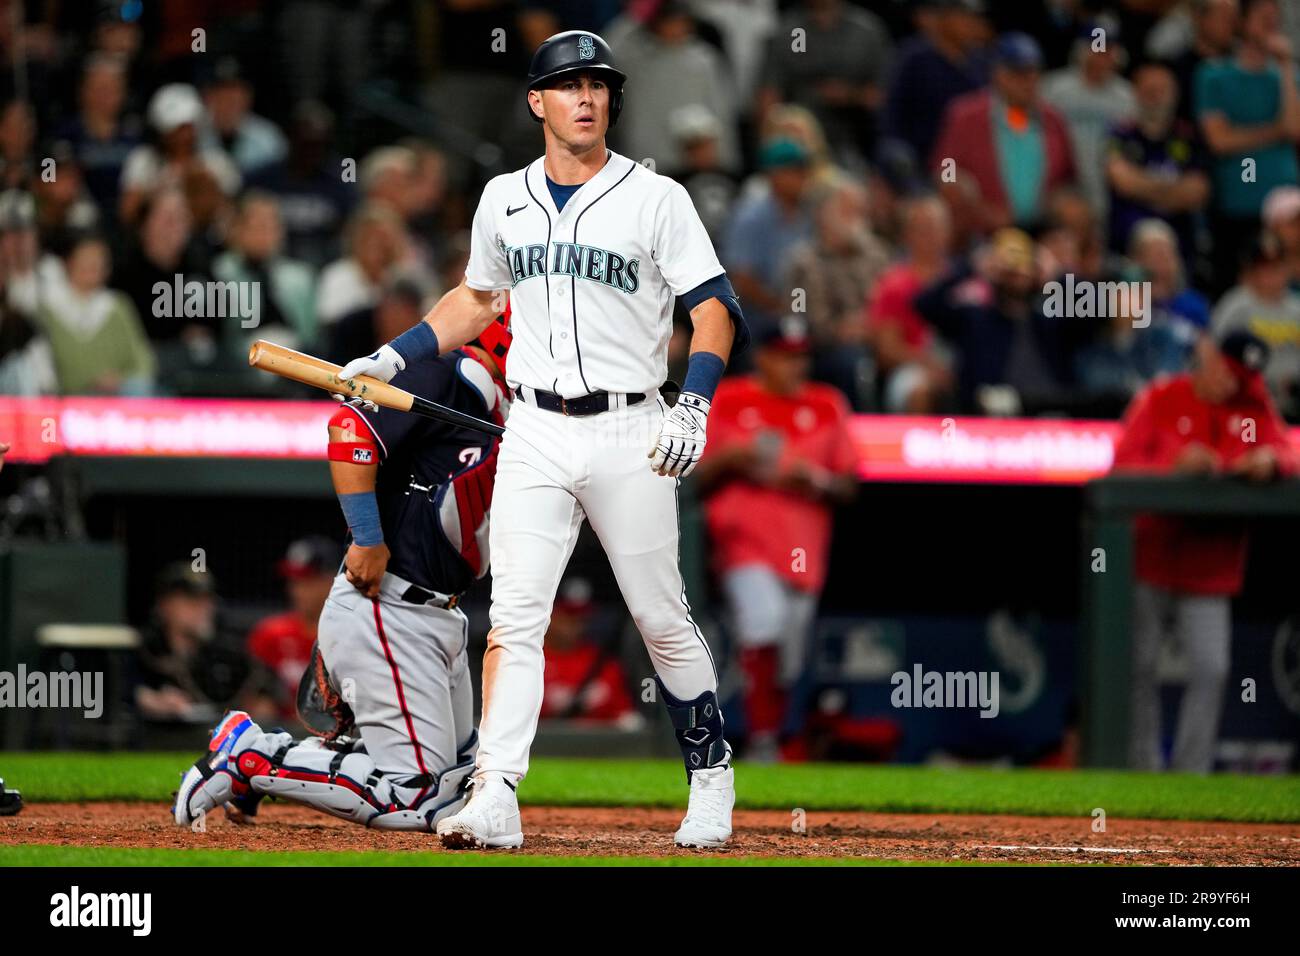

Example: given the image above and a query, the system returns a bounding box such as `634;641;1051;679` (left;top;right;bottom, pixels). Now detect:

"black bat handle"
410;395;505;437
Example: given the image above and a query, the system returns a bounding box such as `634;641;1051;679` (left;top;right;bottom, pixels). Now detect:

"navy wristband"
391;322;439;366
681;351;725;403
338;491;384;547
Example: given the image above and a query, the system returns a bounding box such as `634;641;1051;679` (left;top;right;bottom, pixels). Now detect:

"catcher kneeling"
172;318;512;832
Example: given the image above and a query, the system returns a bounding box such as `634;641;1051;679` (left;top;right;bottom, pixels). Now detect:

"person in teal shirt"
995;98;1046;226
1195;0;1300;294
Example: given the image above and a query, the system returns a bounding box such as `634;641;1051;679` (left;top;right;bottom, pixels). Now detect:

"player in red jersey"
1113;330;1295;771
694;317;858;760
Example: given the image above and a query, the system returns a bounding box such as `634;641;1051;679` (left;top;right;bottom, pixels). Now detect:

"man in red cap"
694;317;858;760
1113;330;1294;771
247;536;344;721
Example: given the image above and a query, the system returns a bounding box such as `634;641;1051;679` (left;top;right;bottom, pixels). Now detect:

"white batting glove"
330;392;379;413
340;343;404;384
649;392;710;478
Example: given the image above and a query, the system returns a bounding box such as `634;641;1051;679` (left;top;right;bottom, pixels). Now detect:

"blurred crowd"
132;539;343;727
0;0;1295;420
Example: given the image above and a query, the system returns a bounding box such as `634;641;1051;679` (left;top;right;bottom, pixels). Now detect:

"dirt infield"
4;802;1299;864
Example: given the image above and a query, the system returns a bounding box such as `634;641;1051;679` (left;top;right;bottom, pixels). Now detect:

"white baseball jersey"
465;149;724;398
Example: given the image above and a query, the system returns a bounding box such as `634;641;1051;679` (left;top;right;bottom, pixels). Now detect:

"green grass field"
0;845;955;867
3;754;1296;866
4;752;1298;820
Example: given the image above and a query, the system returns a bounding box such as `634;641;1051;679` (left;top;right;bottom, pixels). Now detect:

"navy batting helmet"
525;31;626;127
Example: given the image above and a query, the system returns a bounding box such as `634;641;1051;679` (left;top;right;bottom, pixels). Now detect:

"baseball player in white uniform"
340;30;750;849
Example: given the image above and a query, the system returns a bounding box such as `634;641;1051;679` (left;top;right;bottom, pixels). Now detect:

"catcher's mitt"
296;641;356;741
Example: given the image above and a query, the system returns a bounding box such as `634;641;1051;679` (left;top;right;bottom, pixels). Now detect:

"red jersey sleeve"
1247;383;1298;476
1112;386;1163;471
246;620;273;664
826;393;858;476
701;381;745;459
868;270;903;330
596;660;635;719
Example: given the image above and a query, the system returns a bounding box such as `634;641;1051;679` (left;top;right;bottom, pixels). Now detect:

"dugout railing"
1081;475;1300;767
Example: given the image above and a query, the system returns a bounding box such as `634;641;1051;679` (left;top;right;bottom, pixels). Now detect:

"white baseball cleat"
674;764;735;848
172;710;263;827
435;773;524;849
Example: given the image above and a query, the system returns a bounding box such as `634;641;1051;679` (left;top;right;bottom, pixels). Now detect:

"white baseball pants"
723;563;818;685
478;392;717;782
1128;581;1231;773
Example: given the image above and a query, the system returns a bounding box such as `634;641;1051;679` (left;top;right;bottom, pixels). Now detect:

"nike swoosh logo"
506;204;528;216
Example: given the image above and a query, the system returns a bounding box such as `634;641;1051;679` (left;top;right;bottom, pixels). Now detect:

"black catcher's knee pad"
655;676;729;779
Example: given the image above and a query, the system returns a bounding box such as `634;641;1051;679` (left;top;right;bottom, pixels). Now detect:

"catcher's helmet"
525;31;626;127
473;305;513;375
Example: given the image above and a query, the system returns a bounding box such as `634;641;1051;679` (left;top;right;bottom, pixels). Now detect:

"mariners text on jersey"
466;149;728;397
499;238;641;293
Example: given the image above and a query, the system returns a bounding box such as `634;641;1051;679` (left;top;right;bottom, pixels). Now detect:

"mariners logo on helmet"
524;31;627;127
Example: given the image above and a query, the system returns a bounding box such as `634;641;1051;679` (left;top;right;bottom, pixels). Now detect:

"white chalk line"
975;844;1172;854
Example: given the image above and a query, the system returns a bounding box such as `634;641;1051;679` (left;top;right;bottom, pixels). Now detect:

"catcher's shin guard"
245;735;477;831
173;711;280;826
655;676;730;780
371;733;477;830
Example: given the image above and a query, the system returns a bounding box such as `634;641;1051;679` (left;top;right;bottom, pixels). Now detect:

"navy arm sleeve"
678;272;750;356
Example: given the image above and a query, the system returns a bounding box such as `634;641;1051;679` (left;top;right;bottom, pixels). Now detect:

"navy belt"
515;386;646;417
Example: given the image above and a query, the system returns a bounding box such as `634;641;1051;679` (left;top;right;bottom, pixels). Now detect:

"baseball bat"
247;339;505;437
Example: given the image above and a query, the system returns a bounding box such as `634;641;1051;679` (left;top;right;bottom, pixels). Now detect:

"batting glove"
329;392;379;413
649;392;710;478
340;343;404;384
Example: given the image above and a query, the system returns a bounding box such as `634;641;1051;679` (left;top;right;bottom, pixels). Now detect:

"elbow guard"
328;404;381;465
